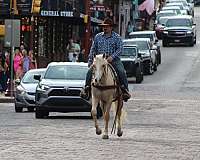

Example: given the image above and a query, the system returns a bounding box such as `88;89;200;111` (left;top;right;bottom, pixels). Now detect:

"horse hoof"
117;130;123;137
102;135;109;139
96;129;102;135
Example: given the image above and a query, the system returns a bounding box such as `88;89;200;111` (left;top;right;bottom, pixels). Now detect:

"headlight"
38;84;50;91
163;31;168;34
16;86;26;95
187;31;192;34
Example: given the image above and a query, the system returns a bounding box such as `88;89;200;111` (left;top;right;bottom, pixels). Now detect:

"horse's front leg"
91;97;102;135
102;101;112;139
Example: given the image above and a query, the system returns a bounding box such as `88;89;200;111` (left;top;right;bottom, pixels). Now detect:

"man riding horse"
80;17;131;102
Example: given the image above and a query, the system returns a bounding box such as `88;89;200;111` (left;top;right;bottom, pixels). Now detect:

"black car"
121;45;144;83
162;15;196;47
129;31;161;64
34;62;102;119
123;38;157;75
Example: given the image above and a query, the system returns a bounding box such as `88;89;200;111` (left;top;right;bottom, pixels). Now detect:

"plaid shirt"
88;31;123;66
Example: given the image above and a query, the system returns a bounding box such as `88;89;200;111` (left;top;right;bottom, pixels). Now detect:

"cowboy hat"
99;17;113;26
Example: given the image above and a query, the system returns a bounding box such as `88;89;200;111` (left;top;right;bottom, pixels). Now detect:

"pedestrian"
28;50;37;69
67;38;80;62
22;49;30;74
0;53;8;94
80;17;131;102
126;21;133;38
13;49;23;79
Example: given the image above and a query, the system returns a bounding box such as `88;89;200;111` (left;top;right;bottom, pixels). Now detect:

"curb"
0;97;14;103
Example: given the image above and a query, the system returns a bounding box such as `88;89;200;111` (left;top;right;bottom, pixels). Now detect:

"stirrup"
80;86;91;100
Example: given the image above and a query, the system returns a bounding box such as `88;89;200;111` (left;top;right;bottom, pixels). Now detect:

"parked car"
155;10;177;23
161;6;182;15
123;38;157;75
121;45;144;83
129;31;161;64
155;16;171;39
162;15;196;46
34;62;102;118
14;68;46;112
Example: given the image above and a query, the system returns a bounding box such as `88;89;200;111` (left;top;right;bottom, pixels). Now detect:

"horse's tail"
111;101;127;126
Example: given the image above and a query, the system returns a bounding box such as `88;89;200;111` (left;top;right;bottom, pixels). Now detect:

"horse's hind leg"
91;98;102;135
117;101;123;137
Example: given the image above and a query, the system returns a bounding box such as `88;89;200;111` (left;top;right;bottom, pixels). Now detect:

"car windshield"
122;47;137;57
130;34;153;41
124;41;149;50
22;70;45;83
156;13;176;21
44;65;88;80
158;17;170;25
166;18;192;27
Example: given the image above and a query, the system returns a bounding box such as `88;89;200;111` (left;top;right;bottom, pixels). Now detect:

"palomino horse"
91;54;126;139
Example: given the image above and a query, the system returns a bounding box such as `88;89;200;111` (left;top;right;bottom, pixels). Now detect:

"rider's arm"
111;36;123;60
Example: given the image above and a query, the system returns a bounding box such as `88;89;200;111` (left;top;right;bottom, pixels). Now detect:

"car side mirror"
34;74;41;81
193;23;196;26
155;39;158;43
15;79;21;85
138;53;142;57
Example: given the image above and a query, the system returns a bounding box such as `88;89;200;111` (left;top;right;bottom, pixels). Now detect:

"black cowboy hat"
99;17;114;26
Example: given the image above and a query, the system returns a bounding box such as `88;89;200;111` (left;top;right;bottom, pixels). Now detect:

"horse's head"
92;54;108;85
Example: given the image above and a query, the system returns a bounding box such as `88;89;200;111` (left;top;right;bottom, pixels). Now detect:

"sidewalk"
0;93;14;103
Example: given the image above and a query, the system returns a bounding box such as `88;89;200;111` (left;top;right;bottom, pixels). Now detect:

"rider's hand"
107;56;113;63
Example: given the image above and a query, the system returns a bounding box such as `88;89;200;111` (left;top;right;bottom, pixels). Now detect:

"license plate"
174;39;180;42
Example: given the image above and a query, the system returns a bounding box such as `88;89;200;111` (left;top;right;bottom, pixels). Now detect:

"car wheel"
194;37;196;44
27;107;34;112
162;39;168;47
148;61;154;75
189;41;194;47
35;107;45;119
154;60;157;72
159;53;161;64
135;67;143;84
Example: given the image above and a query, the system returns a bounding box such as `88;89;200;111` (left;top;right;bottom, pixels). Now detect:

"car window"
166;18;192;27
124;41;149;50
158;17;169;25
22;70;45;83
122;47;137;57
156;12;176;21
130;34;153;41
45;65;88;80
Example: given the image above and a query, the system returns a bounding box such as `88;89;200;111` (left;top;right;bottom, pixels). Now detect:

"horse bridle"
91;63;119;90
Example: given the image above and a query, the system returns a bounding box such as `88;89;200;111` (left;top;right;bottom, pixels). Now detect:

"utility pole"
84;0;91;59
5;0;18;97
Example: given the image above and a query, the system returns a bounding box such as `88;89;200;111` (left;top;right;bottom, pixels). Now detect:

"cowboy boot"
80;85;91;100
121;86;131;102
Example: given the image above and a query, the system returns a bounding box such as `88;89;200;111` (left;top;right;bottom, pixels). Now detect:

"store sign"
40;10;73;17
0;25;5;36
0;0;10;15
17;0;32;15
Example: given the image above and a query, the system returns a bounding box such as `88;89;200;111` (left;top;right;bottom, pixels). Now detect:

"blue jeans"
86;59;129;90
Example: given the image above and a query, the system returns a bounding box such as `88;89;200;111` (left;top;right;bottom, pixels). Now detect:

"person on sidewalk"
80;17;131;102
